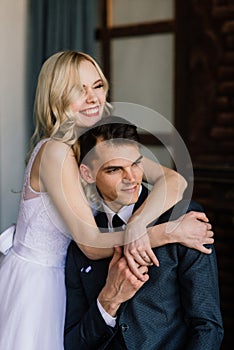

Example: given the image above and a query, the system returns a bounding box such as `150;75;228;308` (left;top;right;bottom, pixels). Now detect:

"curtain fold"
26;0;97;137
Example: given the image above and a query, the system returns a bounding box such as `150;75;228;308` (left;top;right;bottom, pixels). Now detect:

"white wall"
0;0;28;231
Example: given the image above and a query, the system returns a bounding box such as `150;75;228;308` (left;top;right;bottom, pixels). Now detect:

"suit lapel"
79;257;110;301
79;211;110;301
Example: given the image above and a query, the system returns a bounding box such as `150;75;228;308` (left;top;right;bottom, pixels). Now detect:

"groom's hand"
98;246;149;316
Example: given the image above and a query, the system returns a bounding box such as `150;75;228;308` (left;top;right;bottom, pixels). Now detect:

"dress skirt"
0;248;66;350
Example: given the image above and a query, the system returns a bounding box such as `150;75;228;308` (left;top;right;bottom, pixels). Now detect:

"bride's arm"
129;157;187;228
147;211;214;254
123;157;187;273
40;141;212;279
121;211;213;276
40;141;119;259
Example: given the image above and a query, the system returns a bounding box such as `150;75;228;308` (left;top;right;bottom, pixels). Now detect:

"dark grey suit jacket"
64;186;224;349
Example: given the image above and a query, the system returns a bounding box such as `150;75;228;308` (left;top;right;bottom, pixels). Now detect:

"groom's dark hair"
78;115;140;166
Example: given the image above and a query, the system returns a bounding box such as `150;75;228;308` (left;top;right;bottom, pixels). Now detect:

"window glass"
112;0;174;26
112;34;174;125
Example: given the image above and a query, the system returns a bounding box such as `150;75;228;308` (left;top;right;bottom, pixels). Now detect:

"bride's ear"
79;164;95;184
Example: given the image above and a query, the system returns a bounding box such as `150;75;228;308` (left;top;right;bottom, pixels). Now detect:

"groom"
64;116;223;349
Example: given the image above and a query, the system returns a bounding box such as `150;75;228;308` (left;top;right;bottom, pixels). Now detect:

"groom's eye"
105;167;121;174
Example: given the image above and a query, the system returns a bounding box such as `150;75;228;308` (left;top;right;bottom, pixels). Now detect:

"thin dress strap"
23;138;50;200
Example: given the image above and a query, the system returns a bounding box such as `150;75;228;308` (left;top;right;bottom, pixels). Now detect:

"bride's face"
70;60;107;129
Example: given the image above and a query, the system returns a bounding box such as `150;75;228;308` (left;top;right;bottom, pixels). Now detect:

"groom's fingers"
109;246;122;269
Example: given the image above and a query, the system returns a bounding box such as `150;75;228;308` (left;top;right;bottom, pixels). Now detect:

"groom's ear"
79;164;95;184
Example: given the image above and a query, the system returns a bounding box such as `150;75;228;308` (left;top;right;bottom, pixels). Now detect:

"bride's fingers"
206;237;214;244
126;256;149;281
208;230;214;237
144;249;159;267
131;248;159;267
140;253;151;262
132;253;151;266
197;245;212;254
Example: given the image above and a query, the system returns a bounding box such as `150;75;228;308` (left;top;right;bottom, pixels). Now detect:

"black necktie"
112;214;125;230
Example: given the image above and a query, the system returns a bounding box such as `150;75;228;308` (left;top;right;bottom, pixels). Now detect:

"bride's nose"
86;88;98;103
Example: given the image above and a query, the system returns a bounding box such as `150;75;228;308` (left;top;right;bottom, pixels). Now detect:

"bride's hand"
161;211;214;254
123;230;159;281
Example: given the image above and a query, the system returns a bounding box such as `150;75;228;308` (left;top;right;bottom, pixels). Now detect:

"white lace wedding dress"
0;139;72;350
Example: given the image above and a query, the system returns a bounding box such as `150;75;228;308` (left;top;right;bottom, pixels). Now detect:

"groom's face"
80;141;144;212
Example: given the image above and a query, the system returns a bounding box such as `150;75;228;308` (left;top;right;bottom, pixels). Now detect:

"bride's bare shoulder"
41;139;74;162
43;139;71;151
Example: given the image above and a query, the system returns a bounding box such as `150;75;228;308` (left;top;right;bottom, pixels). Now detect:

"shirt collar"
102;186;142;229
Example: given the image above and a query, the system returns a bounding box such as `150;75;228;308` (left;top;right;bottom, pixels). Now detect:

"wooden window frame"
95;0;188;157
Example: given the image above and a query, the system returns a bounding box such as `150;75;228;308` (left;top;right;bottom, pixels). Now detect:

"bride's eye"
94;83;104;89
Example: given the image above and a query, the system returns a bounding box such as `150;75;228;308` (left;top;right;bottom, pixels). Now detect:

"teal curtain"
26;0;98;137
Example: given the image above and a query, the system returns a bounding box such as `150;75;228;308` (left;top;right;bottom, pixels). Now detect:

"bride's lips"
79;106;100;118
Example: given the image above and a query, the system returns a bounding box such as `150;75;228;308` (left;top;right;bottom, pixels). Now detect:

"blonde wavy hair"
26;50;111;163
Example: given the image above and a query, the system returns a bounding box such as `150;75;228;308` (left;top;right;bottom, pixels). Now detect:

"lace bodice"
14;139;72;267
